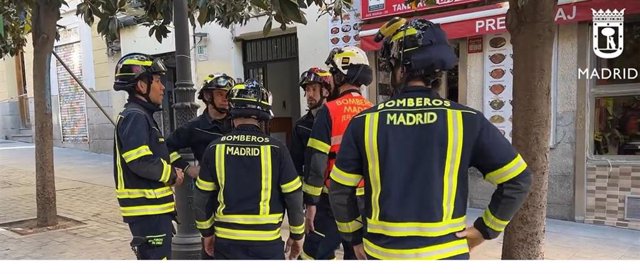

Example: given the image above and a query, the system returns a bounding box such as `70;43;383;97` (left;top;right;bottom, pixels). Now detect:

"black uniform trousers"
302;194;357;260
213;238;285;260
127;214;174;260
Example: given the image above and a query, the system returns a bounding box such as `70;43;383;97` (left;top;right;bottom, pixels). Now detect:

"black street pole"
171;0;202;259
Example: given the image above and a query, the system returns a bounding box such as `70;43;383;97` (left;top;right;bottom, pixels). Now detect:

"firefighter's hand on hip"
304;205;316;233
456;226;485;251
285;237;303;260
203;235;215;257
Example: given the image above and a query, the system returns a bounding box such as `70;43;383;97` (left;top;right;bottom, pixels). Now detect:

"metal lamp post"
170;0;202;259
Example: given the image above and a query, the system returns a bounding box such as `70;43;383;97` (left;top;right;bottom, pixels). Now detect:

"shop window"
594;96;640;155
595;18;640;86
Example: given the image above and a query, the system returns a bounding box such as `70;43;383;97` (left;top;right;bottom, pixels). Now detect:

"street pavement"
1;140;639;260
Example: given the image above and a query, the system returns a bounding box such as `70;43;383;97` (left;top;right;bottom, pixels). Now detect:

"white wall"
296;6;331;116
120;25;178;56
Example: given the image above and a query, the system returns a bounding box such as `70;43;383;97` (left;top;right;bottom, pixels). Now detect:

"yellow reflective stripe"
123;59;152;66
365;113;382;220
330;166;362;187
115;115;125;190
215;144;226;216
482;209;509;232
196;177;218;191
300;251;314;260
115;186;174;199
443;110;463;221
159;159;171;184
169;152;181;164
303;183;323;196
485;154;528;184
356;187;365;196
336;216;363;233
260;145;272;215
214;227;281;241
290;223;305;235
307;138;330;154
196;215;215;230
281;177;302;193
366;217;466;237
121;145;153;163
215;214;283;225
363;238;469;260
120;202;175;217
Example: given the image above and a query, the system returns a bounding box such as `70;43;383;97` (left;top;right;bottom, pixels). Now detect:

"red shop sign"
362;0;483;20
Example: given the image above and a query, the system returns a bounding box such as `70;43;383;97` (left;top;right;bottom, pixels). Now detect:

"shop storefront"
357;0;640;229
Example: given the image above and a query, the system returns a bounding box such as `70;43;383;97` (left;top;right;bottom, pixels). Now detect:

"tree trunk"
501;0;556;259
31;0;61;227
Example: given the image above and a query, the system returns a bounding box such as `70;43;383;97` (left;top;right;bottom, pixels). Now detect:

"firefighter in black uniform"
112;53;184;260
166;73;234;259
193;80;305;260
328;18;533;260
291;67;332;181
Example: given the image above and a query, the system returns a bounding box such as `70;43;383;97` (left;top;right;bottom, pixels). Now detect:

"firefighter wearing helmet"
302;47;373;259
328;17;533;260
112;53;185;259
165;73;235;259
194;79;305;259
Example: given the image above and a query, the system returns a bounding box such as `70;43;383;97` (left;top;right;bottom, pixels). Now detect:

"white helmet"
325;46;372;87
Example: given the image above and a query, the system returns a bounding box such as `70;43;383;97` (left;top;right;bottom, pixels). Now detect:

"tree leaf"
263;15;273;36
250;0;270;11
108;16;118;40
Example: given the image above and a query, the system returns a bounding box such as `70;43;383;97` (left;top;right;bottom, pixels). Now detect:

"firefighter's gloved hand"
456;226;485;251
174;168;185;187
304;205;316;233
186;165;200;179
285;237;303;260
353;243;367;260
203;235;215;257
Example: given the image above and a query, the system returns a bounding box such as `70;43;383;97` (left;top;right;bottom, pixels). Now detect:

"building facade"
357;0;640;230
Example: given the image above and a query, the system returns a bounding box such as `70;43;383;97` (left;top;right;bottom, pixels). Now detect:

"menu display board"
329;0;362;50
483;33;513;143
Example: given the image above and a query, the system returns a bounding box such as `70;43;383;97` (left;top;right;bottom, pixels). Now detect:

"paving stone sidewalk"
1;140;640;260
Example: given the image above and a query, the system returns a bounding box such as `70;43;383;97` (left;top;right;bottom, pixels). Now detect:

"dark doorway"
243;34;300;145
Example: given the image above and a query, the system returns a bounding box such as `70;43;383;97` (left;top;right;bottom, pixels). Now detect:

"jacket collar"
127;96;161;114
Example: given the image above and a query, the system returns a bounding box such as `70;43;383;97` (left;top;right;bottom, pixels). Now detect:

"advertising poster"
483;32;513;143
329;0;362;50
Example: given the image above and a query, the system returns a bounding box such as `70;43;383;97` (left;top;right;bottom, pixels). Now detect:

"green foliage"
75;0;357;43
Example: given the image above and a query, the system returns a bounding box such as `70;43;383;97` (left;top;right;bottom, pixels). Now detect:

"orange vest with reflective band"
324;91;372;188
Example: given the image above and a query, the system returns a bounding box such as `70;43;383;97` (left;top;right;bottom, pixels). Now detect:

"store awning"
359;0;640;51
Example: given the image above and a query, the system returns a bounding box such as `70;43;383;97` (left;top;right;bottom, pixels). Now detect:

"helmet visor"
214;76;235;90
148;58;168;75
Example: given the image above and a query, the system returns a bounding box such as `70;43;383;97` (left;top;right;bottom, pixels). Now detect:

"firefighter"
193;80;305;260
112;53;184;260
291;68;332;181
165;73;235;259
328;17;533;260
303;46;373;259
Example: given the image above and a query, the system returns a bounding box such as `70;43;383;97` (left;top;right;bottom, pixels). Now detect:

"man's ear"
203;92;212;102
136;80;147;95
322;88;330;98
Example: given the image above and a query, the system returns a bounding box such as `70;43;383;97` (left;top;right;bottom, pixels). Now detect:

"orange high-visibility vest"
324;91;372;188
